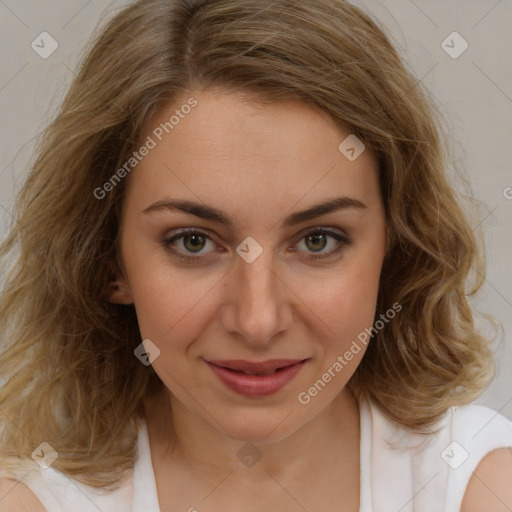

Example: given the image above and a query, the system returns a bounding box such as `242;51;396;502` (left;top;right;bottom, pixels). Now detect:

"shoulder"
446;403;512;511
460;447;512;512
0;477;47;511
364;399;512;510
447;402;512;456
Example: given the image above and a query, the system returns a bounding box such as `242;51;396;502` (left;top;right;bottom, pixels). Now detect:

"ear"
107;276;134;304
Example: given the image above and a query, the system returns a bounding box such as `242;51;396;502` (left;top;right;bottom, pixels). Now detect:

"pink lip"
205;359;307;397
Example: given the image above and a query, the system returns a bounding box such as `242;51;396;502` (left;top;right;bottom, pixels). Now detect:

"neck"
143;385;360;486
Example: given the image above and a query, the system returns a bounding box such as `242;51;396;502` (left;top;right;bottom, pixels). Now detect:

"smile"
204;359;308;397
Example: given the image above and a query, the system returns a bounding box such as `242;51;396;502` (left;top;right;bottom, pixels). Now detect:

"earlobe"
107;279;134;304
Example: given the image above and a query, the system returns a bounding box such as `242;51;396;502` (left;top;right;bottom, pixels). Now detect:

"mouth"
206;359;306;374
204;358;308;397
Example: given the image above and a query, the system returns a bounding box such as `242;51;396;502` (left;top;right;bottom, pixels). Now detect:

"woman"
0;1;511;511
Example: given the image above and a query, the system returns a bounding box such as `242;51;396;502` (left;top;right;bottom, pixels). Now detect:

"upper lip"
205;359;306;372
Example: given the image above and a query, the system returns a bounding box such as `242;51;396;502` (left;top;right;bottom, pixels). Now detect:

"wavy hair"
0;0;495;489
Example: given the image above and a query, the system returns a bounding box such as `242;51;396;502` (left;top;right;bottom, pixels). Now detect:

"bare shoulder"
0;477;47;512
461;447;512;512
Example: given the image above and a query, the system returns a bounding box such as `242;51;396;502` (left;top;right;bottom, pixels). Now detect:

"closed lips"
205;359;306;375
226;367;283;375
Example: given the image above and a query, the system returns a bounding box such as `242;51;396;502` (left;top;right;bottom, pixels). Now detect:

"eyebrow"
142;196;367;227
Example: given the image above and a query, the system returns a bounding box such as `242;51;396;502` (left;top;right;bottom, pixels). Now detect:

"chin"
214;409;305;444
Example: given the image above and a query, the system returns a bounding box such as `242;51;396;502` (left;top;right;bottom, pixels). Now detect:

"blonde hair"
0;0;495;489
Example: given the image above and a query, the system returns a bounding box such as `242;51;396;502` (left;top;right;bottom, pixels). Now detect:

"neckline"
133;398;373;512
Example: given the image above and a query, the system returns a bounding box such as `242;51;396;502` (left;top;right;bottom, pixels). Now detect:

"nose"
219;247;294;347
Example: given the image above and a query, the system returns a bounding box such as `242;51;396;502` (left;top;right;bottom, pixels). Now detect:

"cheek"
318;253;382;322
120;230;209;336
311;256;383;359
321;279;379;349
130;273;211;343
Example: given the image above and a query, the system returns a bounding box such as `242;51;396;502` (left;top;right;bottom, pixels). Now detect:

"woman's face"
111;88;387;442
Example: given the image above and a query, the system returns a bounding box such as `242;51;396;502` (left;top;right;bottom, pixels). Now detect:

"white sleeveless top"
13;399;512;512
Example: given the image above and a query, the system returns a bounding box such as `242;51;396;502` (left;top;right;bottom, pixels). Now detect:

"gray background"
0;0;511;419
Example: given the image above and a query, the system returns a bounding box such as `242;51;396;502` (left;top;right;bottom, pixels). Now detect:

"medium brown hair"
0;0;495;489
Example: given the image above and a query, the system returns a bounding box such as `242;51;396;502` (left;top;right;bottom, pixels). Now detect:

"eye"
162;227;351;263
162;228;217;262
293;228;351;260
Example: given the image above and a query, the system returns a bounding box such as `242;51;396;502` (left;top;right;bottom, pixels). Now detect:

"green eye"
163;228;350;263
181;233;208;253
295;229;350;260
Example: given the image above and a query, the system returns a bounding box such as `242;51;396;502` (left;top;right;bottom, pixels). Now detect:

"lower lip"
206;360;306;397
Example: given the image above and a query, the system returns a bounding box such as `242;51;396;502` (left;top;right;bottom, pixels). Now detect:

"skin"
1;451;511;512
109;88;387;511
461;448;512;512
1;89;511;512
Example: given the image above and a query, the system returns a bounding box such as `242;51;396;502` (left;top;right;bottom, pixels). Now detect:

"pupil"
306;233;326;252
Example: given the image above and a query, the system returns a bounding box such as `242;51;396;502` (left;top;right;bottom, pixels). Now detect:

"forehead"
124;89;380;218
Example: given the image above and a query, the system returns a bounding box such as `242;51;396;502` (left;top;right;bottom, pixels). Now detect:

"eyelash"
162;227;351;263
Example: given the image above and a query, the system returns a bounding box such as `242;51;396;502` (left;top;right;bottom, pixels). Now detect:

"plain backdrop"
0;0;511;419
